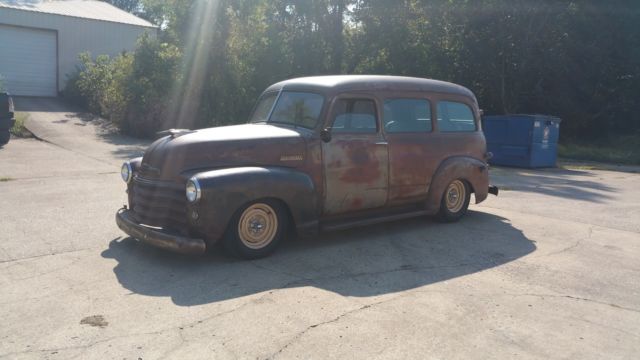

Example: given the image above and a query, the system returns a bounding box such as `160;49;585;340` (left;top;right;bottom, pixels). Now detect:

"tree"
102;0;143;14
71;0;640;140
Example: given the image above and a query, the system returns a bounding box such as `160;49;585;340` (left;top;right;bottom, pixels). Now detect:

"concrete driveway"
1;98;639;359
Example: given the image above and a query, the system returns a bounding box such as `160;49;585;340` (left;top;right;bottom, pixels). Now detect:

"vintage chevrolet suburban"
116;75;498;259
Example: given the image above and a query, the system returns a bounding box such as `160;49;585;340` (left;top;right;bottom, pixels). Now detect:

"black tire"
0;131;9;146
223;199;288;259
436;179;471;223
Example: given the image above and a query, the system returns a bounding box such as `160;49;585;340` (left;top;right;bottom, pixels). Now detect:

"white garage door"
0;24;57;97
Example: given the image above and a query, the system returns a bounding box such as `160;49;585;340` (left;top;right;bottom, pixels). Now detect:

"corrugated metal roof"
0;0;156;28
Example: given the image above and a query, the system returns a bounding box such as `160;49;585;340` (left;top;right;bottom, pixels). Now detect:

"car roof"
265;75;476;100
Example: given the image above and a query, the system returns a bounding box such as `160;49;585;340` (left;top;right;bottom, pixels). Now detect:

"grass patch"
558;134;640;165
10;112;32;138
0;177;14;182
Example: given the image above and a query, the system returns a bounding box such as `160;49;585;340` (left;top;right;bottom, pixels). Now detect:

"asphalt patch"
80;315;108;328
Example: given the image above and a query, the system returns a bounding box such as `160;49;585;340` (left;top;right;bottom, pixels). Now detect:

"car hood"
139;124;308;182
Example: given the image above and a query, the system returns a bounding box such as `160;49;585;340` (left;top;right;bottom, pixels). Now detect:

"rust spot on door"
333;140;381;184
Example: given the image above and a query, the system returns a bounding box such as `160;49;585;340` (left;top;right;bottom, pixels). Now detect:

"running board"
321;210;431;232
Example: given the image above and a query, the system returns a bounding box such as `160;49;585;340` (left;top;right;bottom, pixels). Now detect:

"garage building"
0;0;156;97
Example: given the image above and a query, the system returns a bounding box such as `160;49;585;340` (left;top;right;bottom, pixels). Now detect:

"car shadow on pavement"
101;210;535;306
491;167;616;203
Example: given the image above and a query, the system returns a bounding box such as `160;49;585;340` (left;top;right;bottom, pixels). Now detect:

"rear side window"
384;99;432;133
437;101;477;132
331;99;377;133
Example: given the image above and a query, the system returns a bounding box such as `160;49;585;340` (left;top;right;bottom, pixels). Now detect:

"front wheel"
436;179;471;223
223;200;288;259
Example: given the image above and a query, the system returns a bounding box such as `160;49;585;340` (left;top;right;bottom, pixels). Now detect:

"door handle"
375;142;388;146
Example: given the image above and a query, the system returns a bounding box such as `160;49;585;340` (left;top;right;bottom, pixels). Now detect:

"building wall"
0;8;156;92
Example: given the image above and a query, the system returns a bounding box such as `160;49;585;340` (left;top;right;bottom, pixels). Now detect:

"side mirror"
320;128;332;143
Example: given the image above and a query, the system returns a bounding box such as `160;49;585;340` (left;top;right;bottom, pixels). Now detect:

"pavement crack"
267;297;393;359
1;281;303;358
0;172;117;181
507;293;640;314
567;315;640;339
289;261;483;287
24;130;119;167
536;226;592;258
0;247;96;264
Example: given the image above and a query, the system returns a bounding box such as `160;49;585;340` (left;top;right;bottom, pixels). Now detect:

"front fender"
189;167;318;243
425;156;489;214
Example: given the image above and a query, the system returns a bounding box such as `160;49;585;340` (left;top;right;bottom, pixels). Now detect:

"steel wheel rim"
238;203;278;249
445;180;465;213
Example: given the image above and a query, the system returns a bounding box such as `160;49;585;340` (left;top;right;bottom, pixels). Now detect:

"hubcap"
445;180;466;213
238;203;278;249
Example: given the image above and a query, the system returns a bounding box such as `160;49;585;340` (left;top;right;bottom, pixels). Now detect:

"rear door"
382;95;439;204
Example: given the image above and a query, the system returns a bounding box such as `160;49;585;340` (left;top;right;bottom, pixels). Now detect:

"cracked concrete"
1;98;639;359
269;300;387;359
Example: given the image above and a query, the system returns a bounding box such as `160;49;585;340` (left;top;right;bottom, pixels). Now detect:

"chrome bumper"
115;208;206;255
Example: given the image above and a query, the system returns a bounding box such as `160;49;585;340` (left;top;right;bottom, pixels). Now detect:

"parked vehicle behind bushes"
0;92;15;146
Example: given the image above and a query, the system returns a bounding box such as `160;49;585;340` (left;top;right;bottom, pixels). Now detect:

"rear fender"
189;167;318;243
425;157;489;214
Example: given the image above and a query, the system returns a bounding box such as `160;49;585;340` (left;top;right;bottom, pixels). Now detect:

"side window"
331;99;377;133
437;101;477;132
384;99;432;133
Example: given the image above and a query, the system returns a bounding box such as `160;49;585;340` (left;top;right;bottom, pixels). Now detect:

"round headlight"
186;178;201;203
121;162;133;183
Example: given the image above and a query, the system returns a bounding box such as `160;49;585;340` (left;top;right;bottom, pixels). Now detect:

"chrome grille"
130;176;187;230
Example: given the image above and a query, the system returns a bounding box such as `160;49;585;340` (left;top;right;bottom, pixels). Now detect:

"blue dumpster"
482;114;561;168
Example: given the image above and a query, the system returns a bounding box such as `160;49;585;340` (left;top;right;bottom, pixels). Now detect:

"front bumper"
116;208;206;255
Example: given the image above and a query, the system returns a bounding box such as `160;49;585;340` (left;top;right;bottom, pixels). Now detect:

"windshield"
250;91;324;129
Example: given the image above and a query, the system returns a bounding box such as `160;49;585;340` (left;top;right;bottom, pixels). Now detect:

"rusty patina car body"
116;75;498;258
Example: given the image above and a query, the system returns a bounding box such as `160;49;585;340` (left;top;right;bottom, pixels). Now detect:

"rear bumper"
115;208;206;255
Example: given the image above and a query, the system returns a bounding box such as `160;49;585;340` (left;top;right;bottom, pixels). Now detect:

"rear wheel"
223;200;288;259
436;179;471;223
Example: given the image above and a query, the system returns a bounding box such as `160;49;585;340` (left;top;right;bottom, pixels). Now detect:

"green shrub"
101;54;133;127
63;33;181;137
558;133;640;165
11;112;32;138
121;34;182;137
76;53;113;115
62;70;87;108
